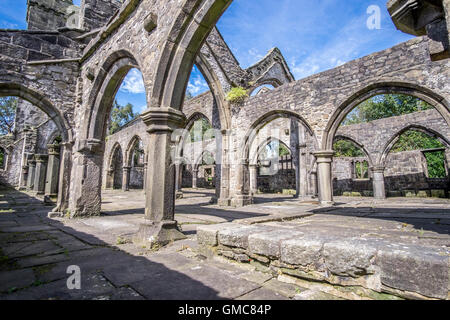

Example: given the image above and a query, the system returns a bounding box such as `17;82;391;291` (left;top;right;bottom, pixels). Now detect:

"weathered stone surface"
248;229;304;258
323;240;378;277
197;223;240;246
377;246;449;299
280;237;324;267
218;225;269;249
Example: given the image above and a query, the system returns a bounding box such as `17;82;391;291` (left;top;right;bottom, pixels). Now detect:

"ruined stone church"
0;0;449;246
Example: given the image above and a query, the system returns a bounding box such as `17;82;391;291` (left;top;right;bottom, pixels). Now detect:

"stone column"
50;142;73;216
297;143;308;199
218;129;231;206
122;166;131;191
175;161;183;199
231;158;253;207
192;169;198;189
26;158;36;190
371;166;386;200
105;167;114;189
310;170;318;198
45;143;61;201
314;150;334;206
68;140;104;218
143;162;148;193
133;107;187;246
249;164;258;195
20;164;29;190
33;154;48;195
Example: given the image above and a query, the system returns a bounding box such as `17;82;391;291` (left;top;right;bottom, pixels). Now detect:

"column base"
217;198;231;206
175;191;183;199
230;195;253;207
132;220;187;247
319;200;334;207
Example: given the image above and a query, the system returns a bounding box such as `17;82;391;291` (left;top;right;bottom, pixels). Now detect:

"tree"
333;139;364;157
190;118;213;142
0;97;18;135
342;94;432;126
108;100;137;135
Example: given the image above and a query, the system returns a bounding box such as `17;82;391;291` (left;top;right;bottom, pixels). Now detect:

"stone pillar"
33;154;48;195
143;162;148;193
314;151;334;206
249;164;258;195
231;158;253;207
310;169;318;198
20;164;29;190
50;142;73;216
175;161;183;199
26;158;36;190
122;166;131;191
371;166;386;200
297;143;308;199
68;140;104;217
218;129;231;206
105;167;114;189
133;107;187;246
45;144;61;200
192;169;198;189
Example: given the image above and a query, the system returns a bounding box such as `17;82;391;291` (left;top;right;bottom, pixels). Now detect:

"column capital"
141;107;186;134
249;164;258;169
47;143;61;155
34;154;48;163
123;166;132;171
313;150;334;163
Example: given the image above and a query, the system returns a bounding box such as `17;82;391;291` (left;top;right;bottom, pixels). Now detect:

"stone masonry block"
280;236;324;267
323;240;378;277
377;246;449;299
248;229;304;258
218;225;269;249
196;223;240;246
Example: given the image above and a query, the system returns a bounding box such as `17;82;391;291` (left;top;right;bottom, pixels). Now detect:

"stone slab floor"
0;187;449;300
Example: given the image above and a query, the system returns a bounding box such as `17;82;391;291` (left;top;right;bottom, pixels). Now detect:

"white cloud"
290;15;378;80
119;69;145;94
187;75;209;96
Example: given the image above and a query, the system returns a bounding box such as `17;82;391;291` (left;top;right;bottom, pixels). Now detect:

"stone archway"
235;110;318;206
0;83;73;213
70;50;143;217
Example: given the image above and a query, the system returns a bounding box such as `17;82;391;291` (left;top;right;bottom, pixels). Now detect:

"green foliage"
391;130;444;152
108;100;137;135
190;118;213;143
279;144;290;156
0;148;4;169
424;151;446;178
226;87;249;104
355;161;369;179
342;94;432;126
0;97;18;135
333;139;364;157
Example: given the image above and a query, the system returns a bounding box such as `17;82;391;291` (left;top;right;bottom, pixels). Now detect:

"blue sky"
0;0;414;114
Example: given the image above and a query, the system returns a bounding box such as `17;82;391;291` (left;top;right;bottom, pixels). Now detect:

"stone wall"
26;0;74;31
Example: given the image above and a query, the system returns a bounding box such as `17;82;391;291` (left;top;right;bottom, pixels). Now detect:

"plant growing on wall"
226;87;249;104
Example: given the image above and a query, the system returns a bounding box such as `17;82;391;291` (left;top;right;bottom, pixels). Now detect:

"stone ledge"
197;223;450;300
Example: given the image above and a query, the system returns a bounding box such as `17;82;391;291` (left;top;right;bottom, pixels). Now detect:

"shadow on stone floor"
0;187;226;300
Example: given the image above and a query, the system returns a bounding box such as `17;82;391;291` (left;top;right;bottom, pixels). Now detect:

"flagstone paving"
0;187;449;300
